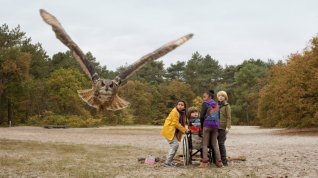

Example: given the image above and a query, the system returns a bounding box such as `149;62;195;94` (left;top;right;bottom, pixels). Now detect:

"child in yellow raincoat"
161;100;189;168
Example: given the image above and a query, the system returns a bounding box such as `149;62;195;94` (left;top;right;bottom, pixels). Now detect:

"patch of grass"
0;139;255;177
0;139;159;177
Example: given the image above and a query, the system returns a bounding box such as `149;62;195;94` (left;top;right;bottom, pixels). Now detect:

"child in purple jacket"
199;90;223;168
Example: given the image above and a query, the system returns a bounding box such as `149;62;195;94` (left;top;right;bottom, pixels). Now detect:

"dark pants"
211;129;227;164
218;129;227;164
202;127;221;163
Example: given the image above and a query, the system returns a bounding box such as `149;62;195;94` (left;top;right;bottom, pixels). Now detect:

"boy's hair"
217;91;228;101
187;106;199;118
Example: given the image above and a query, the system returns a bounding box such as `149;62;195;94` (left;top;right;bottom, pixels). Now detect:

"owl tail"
77;88;99;109
106;95;130;111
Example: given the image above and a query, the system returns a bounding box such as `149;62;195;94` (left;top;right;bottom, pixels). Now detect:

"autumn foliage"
0;24;317;128
258;38;318;128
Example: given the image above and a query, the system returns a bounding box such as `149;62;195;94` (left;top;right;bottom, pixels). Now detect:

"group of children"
160;90;231;168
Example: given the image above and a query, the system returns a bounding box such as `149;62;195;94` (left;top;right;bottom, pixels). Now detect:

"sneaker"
171;162;178;166
163;163;176;168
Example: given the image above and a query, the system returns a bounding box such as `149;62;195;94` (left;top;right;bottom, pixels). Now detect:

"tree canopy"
1;24;317;128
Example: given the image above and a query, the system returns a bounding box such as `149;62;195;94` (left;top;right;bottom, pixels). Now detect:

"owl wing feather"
40;9;99;81
116;33;193;81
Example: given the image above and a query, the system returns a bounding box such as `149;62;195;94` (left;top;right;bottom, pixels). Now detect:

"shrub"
26;114;102;128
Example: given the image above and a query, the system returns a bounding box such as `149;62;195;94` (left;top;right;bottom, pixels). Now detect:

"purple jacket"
200;99;220;128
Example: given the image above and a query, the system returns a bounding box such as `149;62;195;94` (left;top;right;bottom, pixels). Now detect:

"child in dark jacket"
217;91;231;166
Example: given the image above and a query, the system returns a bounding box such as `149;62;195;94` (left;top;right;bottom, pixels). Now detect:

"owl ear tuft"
113;76;121;86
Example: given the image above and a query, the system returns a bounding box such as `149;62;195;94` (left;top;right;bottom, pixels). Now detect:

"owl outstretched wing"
40;9;99;81
116;33;193;82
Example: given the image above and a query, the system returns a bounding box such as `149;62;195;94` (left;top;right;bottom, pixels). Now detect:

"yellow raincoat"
160;108;187;141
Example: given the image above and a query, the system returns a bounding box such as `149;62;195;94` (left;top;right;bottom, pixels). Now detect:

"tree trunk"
8;99;12;126
246;105;249;124
0;93;2;125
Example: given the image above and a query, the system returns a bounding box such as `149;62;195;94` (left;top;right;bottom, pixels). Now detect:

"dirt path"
1;126;318;177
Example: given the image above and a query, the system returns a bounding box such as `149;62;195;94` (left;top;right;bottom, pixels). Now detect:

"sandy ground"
0;126;318;177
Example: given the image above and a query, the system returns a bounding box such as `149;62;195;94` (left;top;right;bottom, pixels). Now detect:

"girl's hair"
204;90;215;99
217;91;228;101
176;100;187;112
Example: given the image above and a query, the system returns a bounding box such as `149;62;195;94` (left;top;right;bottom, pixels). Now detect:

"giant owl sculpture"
40;9;193;111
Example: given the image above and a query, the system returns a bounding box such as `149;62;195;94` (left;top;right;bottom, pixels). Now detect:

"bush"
27;114;102;128
151;118;165;125
103;109;135;125
84;118;103;127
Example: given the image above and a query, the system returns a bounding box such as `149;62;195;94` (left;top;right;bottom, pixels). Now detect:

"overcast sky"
1;0;318;70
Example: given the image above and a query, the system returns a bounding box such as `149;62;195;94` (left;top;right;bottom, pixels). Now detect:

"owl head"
93;79;119;103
